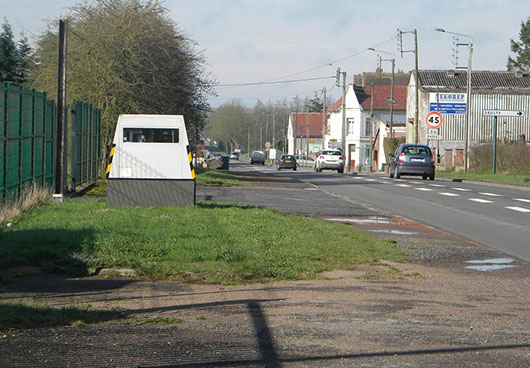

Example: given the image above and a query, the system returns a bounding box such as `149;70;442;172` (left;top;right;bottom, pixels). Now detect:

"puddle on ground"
465;265;518;272
326;217;390;224
466;258;515;264
465;258;518;272
367;229;420;235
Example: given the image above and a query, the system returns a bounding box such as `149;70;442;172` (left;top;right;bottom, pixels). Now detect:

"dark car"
278;154;297;170
389;144;435;180
250;151;265;165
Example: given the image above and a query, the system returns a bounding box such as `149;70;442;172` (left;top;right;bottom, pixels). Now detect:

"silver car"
389;144;435;180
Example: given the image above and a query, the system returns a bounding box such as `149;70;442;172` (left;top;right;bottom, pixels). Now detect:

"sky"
2;0;530;107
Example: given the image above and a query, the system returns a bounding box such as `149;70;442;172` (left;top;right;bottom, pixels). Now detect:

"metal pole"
369;84;374;170
414;29;419;144
390;58;395;140
341;71;347;171
55;20;67;196
322;87;327;150
493;116;497;174
306;107;309;156
465;43;473;172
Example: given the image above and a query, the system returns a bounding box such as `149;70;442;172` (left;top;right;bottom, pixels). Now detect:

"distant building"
287;112;324;155
407;70;530;170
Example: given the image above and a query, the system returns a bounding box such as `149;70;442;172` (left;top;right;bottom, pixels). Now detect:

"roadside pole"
55;20;67;200
493;115;497;174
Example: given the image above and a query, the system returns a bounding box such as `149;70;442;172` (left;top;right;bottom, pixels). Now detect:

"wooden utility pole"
306;107;309;156
369;83;374;170
322;87;327;149
55;20;67;196
340;71;347;171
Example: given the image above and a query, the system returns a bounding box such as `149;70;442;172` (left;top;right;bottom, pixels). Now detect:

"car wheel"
422;175;427;180
277;167;281;170
429;173;435;180
338;168;344;173
293;167;297;171
394;166;400;179
389;166;394;178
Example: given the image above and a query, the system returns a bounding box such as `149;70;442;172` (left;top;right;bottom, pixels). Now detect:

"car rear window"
322;150;341;155
402;146;431;155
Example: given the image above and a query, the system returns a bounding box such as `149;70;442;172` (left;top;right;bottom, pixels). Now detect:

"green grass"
436;170;530;187
0;197;405;284
194;167;250;187
0;302;125;329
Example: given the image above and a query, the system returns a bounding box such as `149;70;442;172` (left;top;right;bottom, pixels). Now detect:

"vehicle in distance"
230;151;240;160
250;150;265;165
210;152;222;160
294;154;315;167
278;155;297;170
389;143;435;180
315;150;344;173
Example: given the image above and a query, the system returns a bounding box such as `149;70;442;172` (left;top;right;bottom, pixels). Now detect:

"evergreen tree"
507;17;530;72
0;18;19;82
14;33;35;85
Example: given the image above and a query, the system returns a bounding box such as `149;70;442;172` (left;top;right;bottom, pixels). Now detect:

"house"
406;70;530;170
324;72;408;171
287;112;325;155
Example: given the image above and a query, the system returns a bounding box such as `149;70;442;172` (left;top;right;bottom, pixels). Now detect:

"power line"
217;75;335;88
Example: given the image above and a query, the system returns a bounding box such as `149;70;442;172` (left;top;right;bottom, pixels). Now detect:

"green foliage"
30;0;214;146
383;137;405;162
0;197;405;284
0;18;19;82
195;168;250;187
471;142;530;174
507;17;530;72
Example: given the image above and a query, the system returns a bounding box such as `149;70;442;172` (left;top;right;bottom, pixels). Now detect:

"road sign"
429;92;466;114
427;133;441;140
425;111;443;129
483;109;524;117
265;141;271;149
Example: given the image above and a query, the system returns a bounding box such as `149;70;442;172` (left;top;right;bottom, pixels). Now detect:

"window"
123;128;179;143
365;117;371;136
347;118;355;135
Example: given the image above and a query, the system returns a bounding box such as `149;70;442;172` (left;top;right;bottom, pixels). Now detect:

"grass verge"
194;167;250;186
436;170;530;187
0;197;405;283
0;185;52;227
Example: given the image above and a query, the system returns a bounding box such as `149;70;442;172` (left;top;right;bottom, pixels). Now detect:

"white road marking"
514;198;530;203
429;184;446;187
410;181;423;184
469;198;494;203
479;192;503;197
352;176;364;180
454;188;472;192
364;179;376;182
506;206;530;213
440;192;460;197
396;184;411;187
416;187;434;191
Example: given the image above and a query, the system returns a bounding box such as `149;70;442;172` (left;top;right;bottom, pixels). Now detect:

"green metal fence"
0;82;101;205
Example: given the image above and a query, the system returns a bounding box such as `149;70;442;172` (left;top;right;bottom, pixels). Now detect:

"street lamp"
368;48;396;139
435;28;473;172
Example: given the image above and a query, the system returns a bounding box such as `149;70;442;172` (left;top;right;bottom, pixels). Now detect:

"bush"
471;142;530;174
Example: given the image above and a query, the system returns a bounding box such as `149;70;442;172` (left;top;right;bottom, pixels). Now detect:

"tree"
507;17;530;72
206;100;254;153
0;18;18;82
14;33;35;85
30;0;214;145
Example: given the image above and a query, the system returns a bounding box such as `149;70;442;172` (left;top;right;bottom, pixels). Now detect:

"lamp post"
368;48;396;139
435;28;473;172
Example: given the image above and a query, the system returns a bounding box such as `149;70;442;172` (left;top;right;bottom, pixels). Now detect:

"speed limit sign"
425;111;443;129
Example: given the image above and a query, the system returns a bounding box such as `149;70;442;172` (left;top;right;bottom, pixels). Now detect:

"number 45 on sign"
425;111;443;130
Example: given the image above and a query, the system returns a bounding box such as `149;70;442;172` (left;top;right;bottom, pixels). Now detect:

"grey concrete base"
107;179;195;207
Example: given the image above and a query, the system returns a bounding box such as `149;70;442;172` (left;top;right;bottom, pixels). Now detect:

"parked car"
210;152;222;160
294;154;315;167
230;151;240;160
315;150;344;173
250;150;265;165
278;155;297;170
389;143;435;180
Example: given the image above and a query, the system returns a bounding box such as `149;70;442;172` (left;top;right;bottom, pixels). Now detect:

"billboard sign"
429;92;467;114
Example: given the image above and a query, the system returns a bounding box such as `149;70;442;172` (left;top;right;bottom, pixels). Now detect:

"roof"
328;97;342;111
290;112;324;137
355;85;407;111
418;70;530;94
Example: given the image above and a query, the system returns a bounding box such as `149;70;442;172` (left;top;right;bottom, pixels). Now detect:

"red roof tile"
358;85;407;111
290;113;324;137
328;97;342;111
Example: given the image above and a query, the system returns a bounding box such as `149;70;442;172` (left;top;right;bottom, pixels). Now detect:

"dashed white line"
410;181;424;184
506;206;530;213
514;198;530;203
416;187;434;191
479;192;503;197
440;192;460;197
396;184;411;187
469;198;494;203
454;188;472;192
429;184;446;187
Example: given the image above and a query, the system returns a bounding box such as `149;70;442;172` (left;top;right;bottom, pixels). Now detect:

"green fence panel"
34;92;46;186
20;88;34;188
0;84;5;202
44;99;55;188
5;83;22;201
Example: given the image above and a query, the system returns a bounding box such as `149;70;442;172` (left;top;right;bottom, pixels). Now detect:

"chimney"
515;71;523;78
447;70;456;77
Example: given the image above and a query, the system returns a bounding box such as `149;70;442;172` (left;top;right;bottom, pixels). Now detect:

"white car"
294;154;315;167
315;150;344;173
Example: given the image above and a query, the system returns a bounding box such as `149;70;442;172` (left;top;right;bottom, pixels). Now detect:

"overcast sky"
3;0;530;107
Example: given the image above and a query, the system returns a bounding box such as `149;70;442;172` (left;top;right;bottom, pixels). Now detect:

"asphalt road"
234;162;530;263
